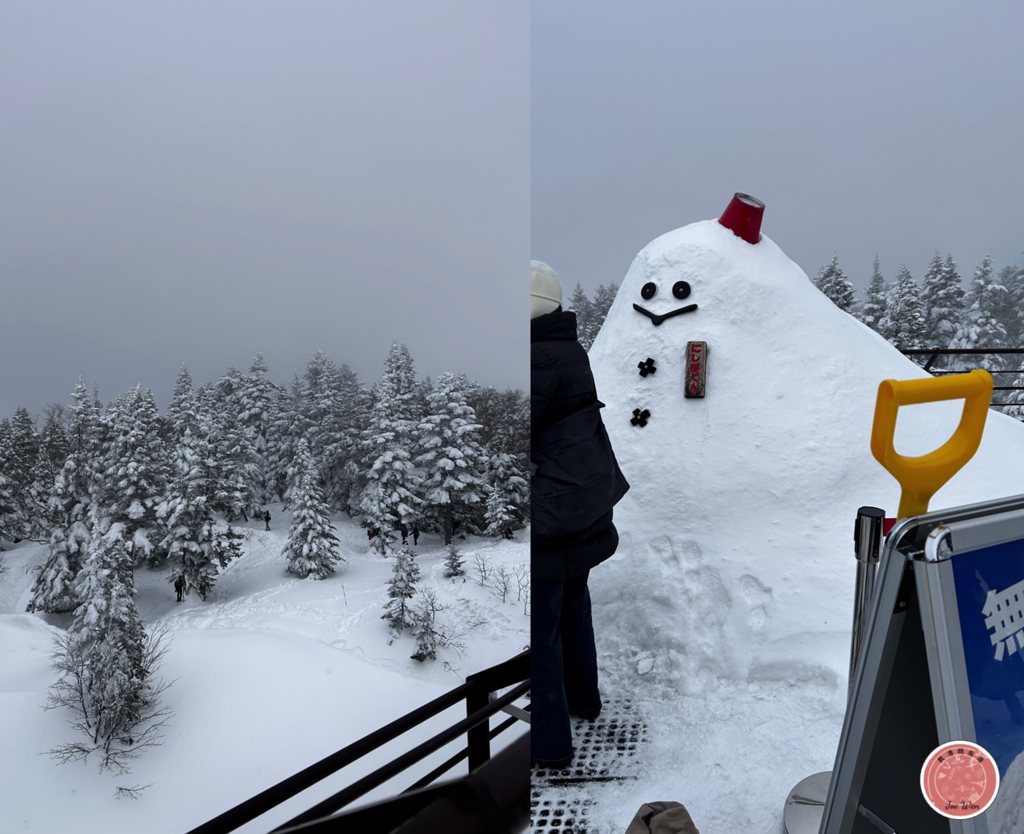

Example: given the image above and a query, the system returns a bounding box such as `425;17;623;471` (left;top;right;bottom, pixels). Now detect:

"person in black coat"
174;573;186;602
531;260;629;770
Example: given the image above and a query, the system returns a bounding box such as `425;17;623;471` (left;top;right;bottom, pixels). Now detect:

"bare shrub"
491;565;513;603
512;562;529;603
44;626;173;775
437;623;468;659
473;553;491;587
115;783;153;800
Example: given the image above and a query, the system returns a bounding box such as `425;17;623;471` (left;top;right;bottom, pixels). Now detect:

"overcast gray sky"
1;1;528;419
532;0;1024;304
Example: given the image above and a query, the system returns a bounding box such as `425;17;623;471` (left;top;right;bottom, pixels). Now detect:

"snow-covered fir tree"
410;601;439;662
994;264;1023;347
381;544;420;642
465;386;530;527
0;470;21;544
1001;357;1024;421
283;440;342;580
165;364;195;441
213;365;245;407
482;453;527;538
94;385;171;566
236;353;280;503
336;372;374;518
568;282;597;351
0;406;44;534
158;388;241;600
920;252;965;367
263;373;306;505
813;253;856;313
417;371;485;544
9;407;40;491
31;404;70;526
443;542;465;578
27;381;101;614
45;530;169;773
947;255;1008;372
878;265;926;350
0;420;25;542
204;406;260;523
859;256;888;332
359;341;423;554
591;283;619;345
296;351;367;512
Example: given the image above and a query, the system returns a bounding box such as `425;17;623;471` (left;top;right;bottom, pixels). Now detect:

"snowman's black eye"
641;282;657;300
672;281;691;300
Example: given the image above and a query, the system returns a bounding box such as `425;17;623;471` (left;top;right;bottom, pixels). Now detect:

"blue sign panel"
951;539;1024;779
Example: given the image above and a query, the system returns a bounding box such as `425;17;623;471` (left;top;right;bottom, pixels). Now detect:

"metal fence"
187;650;530;834
899;348;1024;410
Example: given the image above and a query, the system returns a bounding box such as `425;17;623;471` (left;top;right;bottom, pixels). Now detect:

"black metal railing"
899;348;1024;408
187;650;530;834
276;733;529;834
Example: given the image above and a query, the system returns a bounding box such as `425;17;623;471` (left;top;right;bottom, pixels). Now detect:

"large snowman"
586;194;1024;698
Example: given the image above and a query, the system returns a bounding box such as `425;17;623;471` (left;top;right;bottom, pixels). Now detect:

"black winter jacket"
532;310;628;582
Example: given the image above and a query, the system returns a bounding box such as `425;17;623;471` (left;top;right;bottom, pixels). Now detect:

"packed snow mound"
989;748;1024;834
588;218;1024;691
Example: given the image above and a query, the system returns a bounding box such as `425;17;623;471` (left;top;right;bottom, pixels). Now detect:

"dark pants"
531;571;601;766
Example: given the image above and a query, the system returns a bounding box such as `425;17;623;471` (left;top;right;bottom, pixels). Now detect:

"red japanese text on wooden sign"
684;340;708;399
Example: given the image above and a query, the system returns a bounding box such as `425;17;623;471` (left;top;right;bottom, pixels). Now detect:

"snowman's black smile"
632;302;698;326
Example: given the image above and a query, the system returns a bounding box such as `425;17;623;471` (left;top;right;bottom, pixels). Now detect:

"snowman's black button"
630;408;651;427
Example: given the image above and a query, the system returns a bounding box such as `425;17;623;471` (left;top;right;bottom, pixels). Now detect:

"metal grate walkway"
531;699;649;833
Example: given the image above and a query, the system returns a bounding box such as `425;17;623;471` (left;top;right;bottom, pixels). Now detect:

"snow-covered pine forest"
1;342;529;576
811;252;1024;386
0;341;530;827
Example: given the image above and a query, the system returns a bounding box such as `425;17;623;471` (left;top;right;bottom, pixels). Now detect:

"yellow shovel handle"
870;370;993;519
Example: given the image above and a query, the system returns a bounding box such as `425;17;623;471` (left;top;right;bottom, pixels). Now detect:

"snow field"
0;507;530;833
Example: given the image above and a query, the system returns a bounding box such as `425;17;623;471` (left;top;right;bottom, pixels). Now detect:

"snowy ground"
0;508;530;833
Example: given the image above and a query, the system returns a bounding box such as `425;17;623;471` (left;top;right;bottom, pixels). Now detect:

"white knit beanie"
531;260;562;319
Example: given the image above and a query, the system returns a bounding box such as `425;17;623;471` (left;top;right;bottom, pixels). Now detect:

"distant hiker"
400;523;408;545
367;527;376;541
531;260;629;770
412;524;420;545
174;574;186;602
264;510;271;531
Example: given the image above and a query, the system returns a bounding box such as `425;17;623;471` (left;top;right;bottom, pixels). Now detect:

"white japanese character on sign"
982;579;1024;661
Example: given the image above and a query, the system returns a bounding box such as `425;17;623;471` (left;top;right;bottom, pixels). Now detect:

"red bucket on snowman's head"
718;192;765;244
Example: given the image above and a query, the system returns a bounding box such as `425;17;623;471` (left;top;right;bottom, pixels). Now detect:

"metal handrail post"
783;506;887;834
850;506;885;696
466;686;491;771
464;650;528;771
